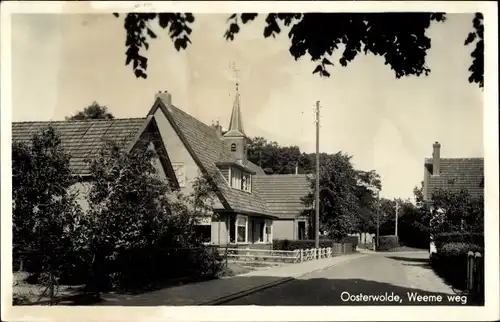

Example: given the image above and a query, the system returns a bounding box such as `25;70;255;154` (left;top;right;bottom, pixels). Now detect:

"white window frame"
235;215;248;244
230;166;252;192
264;220;273;243
172;162;186;188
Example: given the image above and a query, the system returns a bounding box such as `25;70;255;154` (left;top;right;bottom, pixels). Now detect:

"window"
172;162;186;187
230;167;252;192
237;216;247;243
229;215;248;244
230;143;237;152
195;216;211;244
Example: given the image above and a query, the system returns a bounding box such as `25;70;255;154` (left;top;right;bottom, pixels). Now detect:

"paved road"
223;251;473;306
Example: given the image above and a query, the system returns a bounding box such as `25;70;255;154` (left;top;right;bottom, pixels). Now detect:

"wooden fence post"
467;251;474;291
474;252;483;298
225;244;229;268
300;249;304;263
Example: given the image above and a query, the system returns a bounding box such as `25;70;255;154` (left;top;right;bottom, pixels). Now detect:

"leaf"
464;32;476;45
322;57;333;66
227;13;237;21
241;13;258;24
312;65;323;74
229;23;240;34
147;28;157;39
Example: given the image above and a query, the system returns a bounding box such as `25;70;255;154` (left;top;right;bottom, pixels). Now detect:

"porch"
210;212;275;249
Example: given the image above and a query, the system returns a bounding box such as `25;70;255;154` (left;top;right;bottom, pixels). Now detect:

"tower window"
230;143;237;152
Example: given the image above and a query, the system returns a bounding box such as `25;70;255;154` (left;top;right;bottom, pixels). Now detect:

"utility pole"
315;101;320;249
395;200;399;237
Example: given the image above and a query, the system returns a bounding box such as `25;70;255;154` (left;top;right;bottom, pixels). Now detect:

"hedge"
433;232;484;251
376;235;400;251
431;242;484;291
273;239;334;251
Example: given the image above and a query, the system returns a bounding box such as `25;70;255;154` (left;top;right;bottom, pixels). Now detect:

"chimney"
432;141;441;175
212;120;222;138
155;90;172;106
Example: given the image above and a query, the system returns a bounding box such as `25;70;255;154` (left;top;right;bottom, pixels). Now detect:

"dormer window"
230;143;237;152
230;167;251;192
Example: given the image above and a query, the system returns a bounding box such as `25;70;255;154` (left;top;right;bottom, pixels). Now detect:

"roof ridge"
12;117;147;124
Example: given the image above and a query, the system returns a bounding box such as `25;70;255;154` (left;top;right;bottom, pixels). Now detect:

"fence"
219;243;353;265
466;251;484;302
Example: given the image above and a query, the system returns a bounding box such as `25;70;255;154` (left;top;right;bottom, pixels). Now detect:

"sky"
10;12;484;200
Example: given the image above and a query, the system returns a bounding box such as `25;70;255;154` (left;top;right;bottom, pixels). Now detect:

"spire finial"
231;62;240;92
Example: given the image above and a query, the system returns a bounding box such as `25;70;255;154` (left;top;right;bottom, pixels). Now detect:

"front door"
298;221;306;240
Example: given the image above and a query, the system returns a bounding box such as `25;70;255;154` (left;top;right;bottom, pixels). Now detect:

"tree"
66;102;115;121
12;126;82;296
354;170;381;233
247;136;305;174
413;181;425;204
302;152;360;240
113;12;483;88
430;188;484;235
81;140;220;291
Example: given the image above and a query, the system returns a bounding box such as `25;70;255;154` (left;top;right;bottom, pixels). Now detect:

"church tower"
223;71;249;165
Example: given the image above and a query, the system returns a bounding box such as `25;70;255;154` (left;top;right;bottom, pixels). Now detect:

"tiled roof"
12;118;147;175
253;174;312;219
246;161;267;175
424;157;484;200
153;100;276;217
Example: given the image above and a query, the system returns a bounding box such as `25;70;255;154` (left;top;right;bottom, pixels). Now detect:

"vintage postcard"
1;1;498;321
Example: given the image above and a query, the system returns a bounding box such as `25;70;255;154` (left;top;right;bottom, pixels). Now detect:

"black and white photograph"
1;1;498;321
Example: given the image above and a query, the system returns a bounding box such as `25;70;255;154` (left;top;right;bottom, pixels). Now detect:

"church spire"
224;64;246;138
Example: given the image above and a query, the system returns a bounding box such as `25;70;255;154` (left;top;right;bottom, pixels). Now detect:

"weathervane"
231;62;240;92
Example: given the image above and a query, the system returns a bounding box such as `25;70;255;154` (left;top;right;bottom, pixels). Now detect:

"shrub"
340;236;359;251
273;239;335;251
431;242;483;290
376;235;400;251
433;232;484;251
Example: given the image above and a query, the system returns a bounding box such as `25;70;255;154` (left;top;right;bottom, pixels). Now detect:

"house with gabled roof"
422;141;484;256
423;141;484;203
12;86;312;249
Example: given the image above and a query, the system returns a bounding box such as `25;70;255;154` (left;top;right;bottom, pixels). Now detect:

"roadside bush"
433;232;484;251
340;236;359;251
431;242;483;290
273;239;335;251
376;235;400;251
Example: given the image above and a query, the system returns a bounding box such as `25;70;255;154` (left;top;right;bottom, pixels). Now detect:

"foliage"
302;152;360;240
341;236;359;251
113;12;483;88
464;13;484;88
248;137;381;235
395;201;430;249
433;232;484;251
66;102;115;121
430;188;484;235
413;181;424;204
80;141;221;290
376;235;400;251
247;136;307;174
431;242;483;291
12;127;83;286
